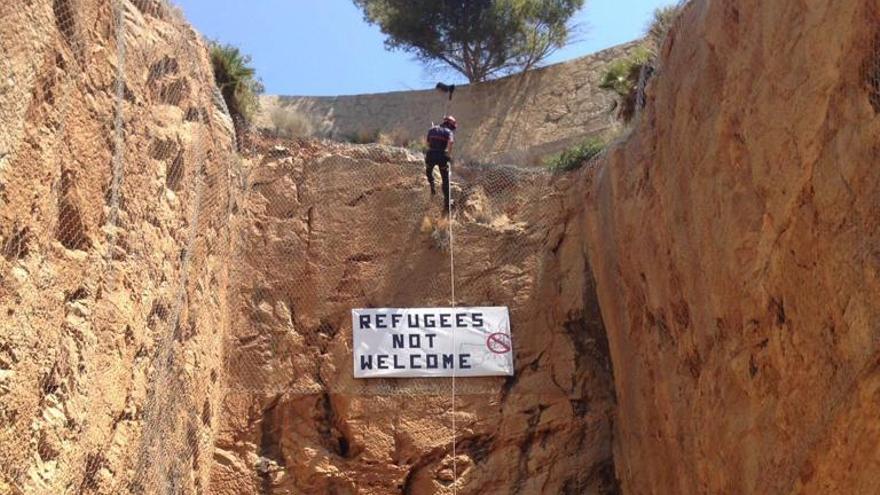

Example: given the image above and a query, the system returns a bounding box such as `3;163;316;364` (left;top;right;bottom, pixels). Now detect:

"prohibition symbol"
486;333;512;354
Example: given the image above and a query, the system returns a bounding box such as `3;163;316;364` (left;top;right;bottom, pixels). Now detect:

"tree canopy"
353;0;585;83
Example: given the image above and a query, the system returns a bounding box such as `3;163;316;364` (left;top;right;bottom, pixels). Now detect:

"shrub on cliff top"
376;129;424;151
599;2;685;122
344;128;382;144
209;42;263;131
544;138;605;173
599;46;651;121
270;107;314;138
646;3;685;55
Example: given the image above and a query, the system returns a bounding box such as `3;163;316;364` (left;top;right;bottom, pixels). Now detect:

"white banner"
352;307;514;378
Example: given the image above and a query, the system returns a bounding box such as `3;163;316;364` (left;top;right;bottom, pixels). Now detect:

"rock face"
2;2;619;493
210;137;618;494
0;0;236;492
584;0;880;493
8;0;879;493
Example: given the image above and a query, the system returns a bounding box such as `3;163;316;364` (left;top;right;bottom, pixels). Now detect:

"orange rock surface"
585;0;880;493
211;138;617;494
5;0;880;493
1;0;236;492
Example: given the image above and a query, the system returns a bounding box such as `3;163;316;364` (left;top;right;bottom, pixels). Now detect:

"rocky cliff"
209;136;617;494
0;0;236;492
5;0;880;493
584;0;880;492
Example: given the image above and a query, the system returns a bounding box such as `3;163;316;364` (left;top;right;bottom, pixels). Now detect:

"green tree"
353;0;585;83
209;42;263;131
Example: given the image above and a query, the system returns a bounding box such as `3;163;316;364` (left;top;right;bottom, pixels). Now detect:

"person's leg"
439;161;450;212
425;159;436;195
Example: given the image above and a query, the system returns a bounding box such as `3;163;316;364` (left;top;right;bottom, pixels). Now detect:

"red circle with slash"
486;333;512;354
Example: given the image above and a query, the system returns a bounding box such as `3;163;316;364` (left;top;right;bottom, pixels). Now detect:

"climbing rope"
443;85;458;494
448;159;457;493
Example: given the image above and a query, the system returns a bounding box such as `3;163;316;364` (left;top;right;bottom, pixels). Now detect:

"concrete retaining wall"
257;41;641;165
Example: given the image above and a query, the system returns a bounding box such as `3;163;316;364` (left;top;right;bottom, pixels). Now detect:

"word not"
393;333;436;349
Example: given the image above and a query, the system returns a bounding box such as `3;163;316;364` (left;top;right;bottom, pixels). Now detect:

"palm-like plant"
599;2;685;123
599;47;651;122
209;42;263;131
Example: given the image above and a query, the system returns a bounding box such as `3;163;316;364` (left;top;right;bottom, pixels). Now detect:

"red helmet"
442;115;458;130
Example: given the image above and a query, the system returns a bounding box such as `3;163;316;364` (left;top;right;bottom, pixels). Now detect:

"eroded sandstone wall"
0;0;236;492
257;42;640;166
584;0;880;493
209;138;618;495
9;0;877;493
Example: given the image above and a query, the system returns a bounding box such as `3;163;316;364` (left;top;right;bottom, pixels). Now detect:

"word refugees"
356;311;484;331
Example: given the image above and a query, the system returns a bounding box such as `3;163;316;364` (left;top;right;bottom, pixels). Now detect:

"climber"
425;115;457;214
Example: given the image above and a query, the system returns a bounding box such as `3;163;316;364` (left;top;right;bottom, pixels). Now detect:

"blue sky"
174;0;673;96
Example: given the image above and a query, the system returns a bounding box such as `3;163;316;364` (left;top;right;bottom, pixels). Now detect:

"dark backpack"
426;125;453;151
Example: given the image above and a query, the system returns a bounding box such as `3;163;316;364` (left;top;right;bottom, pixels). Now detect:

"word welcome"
359;353;471;371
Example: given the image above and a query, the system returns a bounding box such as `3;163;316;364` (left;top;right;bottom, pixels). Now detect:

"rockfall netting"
1;0;239;492
0;0;721;493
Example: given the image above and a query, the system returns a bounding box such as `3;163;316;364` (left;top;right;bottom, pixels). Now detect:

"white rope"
430;78;457;492
448;156;457;494
444;85;458;492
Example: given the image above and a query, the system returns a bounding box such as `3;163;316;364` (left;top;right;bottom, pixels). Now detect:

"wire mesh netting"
216;132;614;492
0;0;738;493
1;0;241;492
